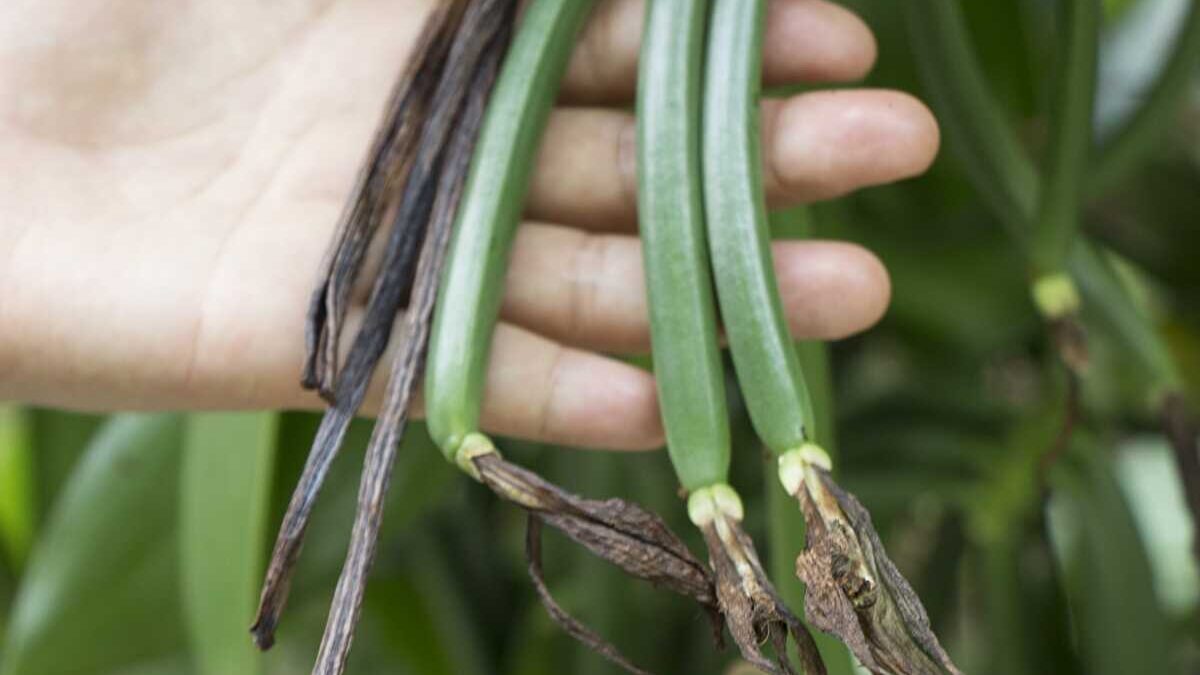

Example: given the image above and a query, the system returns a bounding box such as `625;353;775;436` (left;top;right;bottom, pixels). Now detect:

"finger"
306;322;669;451
0;300;667;450
502;223;890;353
526;90;940;231
561;0;878;104
463;323;664;450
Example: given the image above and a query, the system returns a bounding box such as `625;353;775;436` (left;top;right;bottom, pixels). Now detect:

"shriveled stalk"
254;0;485;653
423;1;723;672
302;1;468;397
305;9;514;672
702;1;960;673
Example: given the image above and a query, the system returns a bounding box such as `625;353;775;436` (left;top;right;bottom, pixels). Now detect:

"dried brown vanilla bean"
252;0;505;652
307;11;513;675
303;1;467;396
782;453;961;675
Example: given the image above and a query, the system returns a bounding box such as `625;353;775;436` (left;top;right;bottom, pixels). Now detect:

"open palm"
0;0;938;450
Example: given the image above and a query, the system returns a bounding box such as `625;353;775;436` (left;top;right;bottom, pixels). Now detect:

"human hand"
0;0;938;450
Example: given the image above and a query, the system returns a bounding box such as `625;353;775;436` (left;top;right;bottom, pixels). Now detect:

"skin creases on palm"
0;0;436;409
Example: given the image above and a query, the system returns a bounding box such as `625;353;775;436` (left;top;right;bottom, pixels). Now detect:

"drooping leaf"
28;409;103;527
0;408;34;573
180;412;279;675
1111;437;1200;615
1;415;187;675
1049;445;1174;675
365;530;489;675
973;517;1081;675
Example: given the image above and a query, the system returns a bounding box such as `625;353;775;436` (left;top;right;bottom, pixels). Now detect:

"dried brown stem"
700;517;826;675
1039;371;1082;480
526;517;654;675
1050;315;1089;377
469;452;724;674
794;470;961;675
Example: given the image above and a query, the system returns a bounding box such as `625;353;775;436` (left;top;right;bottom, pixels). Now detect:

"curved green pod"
425;0;595;462
702;0;815;457
637;0;729;492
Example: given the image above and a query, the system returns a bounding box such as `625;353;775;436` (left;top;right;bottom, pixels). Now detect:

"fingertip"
774;241;891;340
544;351;666;451
765;0;878;84
906;93;942;175
478;324;665;451
768;89;943;204
560;0;643;104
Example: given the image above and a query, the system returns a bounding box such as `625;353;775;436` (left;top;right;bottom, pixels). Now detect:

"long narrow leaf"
1049;445;1174;675
181;412;279;675
365;530;490;675
1;415;187;675
0;408;33;573
28;410;103;525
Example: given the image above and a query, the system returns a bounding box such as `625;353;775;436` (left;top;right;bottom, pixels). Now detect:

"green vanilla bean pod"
702;0;814;459
637;0;729;497
637;2;824;673
425;0;592;467
702;1;960;673
424;2;724;672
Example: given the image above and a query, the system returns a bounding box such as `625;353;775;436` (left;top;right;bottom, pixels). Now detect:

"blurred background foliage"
2;0;1199;673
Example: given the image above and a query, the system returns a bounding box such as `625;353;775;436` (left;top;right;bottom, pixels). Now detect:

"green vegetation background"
2;1;1198;673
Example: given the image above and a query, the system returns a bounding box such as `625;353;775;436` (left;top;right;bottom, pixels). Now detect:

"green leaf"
1112;437;1200;615
1031;0;1100;275
365;531;489;675
906;0;1038;237
0;408;34;572
1091;0;1200;195
1049;447;1174;675
108;656;194;675
180;413;279;675
1;415;187;675
28;409;104;523
973;518;1081;675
